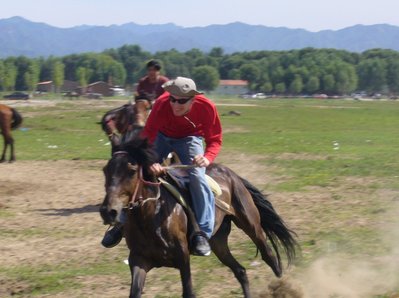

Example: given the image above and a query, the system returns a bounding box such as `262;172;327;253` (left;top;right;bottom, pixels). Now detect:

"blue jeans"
154;132;215;238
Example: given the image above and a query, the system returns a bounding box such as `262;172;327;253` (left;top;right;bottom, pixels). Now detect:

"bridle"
128;165;161;208
112;151;161;209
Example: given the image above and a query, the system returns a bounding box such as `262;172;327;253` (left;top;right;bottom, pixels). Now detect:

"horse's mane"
121;136;158;168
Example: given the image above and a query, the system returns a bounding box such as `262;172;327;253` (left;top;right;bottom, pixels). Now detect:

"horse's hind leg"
232;207;282;277
209;218;251;298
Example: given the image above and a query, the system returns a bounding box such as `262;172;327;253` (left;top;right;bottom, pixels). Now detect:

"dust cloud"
254;211;399;297
298;207;399;298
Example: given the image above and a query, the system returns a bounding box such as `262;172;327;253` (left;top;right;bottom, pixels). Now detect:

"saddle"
158;169;232;215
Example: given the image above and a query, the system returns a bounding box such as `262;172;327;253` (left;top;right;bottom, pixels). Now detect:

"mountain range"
1;16;399;58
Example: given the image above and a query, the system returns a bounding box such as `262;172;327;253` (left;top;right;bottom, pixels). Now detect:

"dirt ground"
1;157;398;297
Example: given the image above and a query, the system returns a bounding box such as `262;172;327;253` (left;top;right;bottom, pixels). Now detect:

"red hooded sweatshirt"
142;92;222;163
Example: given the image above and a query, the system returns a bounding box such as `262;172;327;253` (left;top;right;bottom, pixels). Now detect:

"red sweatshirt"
143;92;222;163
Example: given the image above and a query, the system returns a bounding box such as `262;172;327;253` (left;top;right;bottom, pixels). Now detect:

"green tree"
239;64;260;86
76;67;89;87
289;75;303;94
3;61;18;91
52;61;65;93
227;69;241;79
192;65;220;91
260;81;273;93
24;60;40;92
76;66;90;95
357;59;387;93
219;55;245;79
0;60;4;90
274;82;286;94
13;56;32;90
322;74;335;94
209;47;224;58
161;49;190;79
305;76;320;94
270;66;285;86
334;64;357;95
108;61;127;86
386;59;399;94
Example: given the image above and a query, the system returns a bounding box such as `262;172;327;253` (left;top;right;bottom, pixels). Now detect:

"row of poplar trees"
1;46;399;95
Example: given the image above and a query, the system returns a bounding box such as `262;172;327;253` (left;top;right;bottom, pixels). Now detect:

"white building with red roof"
214;80;249;95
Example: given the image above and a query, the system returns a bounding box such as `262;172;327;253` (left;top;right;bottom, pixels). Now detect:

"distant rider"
136;59;169;102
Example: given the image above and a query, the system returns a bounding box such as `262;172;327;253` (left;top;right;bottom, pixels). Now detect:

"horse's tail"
239;176;298;266
11;108;23;130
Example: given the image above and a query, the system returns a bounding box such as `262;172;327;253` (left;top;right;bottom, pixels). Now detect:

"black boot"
101;224;124;248
191;233;211;256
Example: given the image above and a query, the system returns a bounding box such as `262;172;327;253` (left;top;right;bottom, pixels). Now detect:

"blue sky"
1;0;398;31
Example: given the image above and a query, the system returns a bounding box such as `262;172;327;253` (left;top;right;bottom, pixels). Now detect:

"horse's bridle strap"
128;166;161;208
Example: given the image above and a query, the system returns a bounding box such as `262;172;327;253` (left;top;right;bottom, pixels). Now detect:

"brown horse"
0;104;23;163
100;99;151;153
100;138;297;298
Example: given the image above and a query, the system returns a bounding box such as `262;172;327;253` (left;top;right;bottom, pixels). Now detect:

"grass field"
1;97;399;297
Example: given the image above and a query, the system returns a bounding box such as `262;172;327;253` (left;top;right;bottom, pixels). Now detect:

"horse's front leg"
128;254;152;298
9;138;15;162
179;253;195;298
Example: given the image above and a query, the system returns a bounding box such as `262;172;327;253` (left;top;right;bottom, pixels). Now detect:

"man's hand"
149;163;166;176
193;155;210;167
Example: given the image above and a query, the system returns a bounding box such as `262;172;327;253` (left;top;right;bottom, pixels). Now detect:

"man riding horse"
102;77;222;256
101;60;168;149
136;59;169;101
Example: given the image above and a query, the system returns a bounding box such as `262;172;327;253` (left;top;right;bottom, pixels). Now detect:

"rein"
128;165;161;209
111;151;198;209
111;151;161;208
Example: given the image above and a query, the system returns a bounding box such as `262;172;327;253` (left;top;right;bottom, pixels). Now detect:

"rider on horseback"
136;60;169;101
102;77;222;256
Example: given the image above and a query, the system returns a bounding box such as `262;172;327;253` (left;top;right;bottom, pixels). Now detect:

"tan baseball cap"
162;77;203;97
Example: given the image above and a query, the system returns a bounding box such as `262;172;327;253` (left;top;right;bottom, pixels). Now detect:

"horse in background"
100;97;151;153
0;104;23;162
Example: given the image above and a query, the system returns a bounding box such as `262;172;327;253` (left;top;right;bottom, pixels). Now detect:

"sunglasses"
169;95;193;104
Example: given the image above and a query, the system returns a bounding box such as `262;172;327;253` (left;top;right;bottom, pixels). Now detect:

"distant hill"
1;16;399;57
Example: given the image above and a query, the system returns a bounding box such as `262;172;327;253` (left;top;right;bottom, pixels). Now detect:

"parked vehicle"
313;93;328;99
3;92;30;100
239;93;253;99
86;93;102;99
252;93;267;99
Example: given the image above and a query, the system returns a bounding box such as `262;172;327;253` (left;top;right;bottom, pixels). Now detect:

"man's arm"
141;100;161;143
203;104;222;164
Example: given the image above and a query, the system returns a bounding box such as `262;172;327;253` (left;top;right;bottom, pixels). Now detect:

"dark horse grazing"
100;99;151;153
100;137;297;298
0;104;23;163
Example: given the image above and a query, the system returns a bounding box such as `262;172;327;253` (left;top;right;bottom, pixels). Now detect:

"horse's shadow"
36;204;100;216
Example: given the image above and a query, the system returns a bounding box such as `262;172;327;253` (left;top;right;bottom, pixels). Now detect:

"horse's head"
101;101;151;153
100;138;158;225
